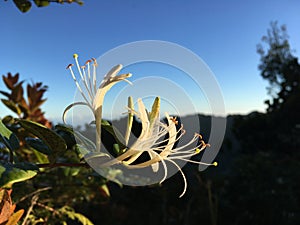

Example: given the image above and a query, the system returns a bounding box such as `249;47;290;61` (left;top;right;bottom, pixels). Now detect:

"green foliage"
257;21;300;114
25;137;52;155
224;22;300;224
12;0;32;12
2;22;298;224
0;71;223;225
0;74;105;223
0;116;106;223
8;0;83;13
0;162;38;188
0;120;19;152
100;120;127;153
58;206;93;225
18;119;67;163
33;0;50;7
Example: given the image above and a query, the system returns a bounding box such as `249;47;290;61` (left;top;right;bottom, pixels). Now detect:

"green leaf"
54;124;76;148
25;137;52;155
13;0;32;13
18;119;67;163
0;162;38;188
1;99;22;116
101;120;126;150
55;124;74;134
0;120;20;151
33;0;50;7
63;167;80;177
58;206;94;225
73;144;90;159
74;0;84;5
112;143;125;156
56;124;95;154
1;116;15;124
32;149;49;164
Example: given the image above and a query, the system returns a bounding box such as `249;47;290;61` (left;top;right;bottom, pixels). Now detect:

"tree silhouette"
223;22;300;225
257;21;300;114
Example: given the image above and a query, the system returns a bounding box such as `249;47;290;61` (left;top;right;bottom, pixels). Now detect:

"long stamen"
170;139;208;157
67;65;90;106
168;149;202;158
167;134;200;152
72;54;94;103
134;127;168;147
153;126;185;150
85;60;94;98
81;65;93;101
168;157;217;167
167;141;208;159
158;157;168;184
169;145;203;156
128;126;170;154
91;58;97;93
165;158;188;198
73;54;85;81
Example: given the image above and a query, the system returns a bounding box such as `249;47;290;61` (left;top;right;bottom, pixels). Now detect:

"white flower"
63;54;131;151
103;97;216;197
63;55;216;197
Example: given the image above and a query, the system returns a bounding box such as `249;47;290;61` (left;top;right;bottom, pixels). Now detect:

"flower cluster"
64;54;216;197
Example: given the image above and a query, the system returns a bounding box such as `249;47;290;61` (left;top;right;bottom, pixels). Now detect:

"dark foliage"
224;22;300;225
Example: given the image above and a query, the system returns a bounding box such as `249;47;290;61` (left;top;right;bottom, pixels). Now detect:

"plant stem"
36;163;90;168
95;106;102;152
16;187;52;205
21;194;39;225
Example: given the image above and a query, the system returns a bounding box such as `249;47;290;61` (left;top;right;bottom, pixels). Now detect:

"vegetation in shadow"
0;22;299;225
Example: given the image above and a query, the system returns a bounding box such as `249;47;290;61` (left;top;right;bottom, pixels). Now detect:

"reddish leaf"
30;99;47;113
27;83;48;110
11;82;24;103
0;91;10;98
2;73;19;90
18;98;29;113
0;188;13;224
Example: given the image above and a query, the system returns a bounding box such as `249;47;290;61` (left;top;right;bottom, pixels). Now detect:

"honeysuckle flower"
63;54;132;151
62;55;216;197
102;97;216;197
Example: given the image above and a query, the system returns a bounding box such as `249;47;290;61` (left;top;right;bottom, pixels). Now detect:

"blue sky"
0;0;300;123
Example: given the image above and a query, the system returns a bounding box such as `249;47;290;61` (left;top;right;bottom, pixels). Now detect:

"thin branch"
36;162;90;168
21;194;39;225
35;202;56;212
15;187;52;205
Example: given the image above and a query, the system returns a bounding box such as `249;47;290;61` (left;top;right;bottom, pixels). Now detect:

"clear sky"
0;0;300;123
